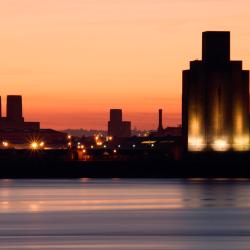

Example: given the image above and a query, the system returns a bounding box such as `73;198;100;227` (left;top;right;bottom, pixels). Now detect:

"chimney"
158;109;164;132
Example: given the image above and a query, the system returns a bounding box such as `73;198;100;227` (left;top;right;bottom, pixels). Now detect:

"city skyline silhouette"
2;2;250;250
1;1;250;129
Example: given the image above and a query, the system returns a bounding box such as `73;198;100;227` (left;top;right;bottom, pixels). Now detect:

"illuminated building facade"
182;31;249;151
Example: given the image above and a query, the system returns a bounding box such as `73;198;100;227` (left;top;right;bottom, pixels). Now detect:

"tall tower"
110;109;122;124
7;95;24;122
182;31;249;151
108;109;123;137
108;109;131;137
158;109;164;132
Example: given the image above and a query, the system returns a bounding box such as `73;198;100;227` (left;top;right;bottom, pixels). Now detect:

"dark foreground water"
1;179;250;249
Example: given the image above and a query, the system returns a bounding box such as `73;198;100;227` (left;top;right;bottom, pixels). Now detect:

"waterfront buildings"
0;95;67;147
182;31;249;151
108;109;131;137
151;109;181;137
0;95;40;130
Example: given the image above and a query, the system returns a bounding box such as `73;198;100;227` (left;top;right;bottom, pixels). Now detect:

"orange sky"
0;0;250;130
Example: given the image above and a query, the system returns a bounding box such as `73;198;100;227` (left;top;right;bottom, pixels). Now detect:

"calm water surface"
1;179;250;249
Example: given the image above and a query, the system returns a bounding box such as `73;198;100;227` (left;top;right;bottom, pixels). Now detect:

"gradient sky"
1;0;250;129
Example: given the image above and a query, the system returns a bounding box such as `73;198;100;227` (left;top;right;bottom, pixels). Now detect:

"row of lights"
189;137;250;152
2;141;8;148
1;140;45;150
30;141;45;150
67;134;155;151
188;137;229;152
75;144;155;150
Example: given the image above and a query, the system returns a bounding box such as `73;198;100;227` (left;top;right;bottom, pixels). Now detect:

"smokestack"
158;109;164;132
7;95;23;121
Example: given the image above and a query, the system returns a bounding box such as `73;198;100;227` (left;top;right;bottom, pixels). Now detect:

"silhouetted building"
0;129;67;146
151;109;181;137
121;121;131;137
183;31;249;151
7;95;23;122
0;95;40;130
0;95;68;147
108;109;131;137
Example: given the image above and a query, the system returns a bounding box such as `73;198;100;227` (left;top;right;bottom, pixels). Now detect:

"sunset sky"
1;0;250;129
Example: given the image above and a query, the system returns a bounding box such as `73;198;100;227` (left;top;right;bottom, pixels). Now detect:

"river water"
1;179;250;249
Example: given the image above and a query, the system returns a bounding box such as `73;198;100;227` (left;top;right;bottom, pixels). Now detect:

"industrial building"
0;95;40;130
108;109;131;138
182;31;249;152
0;95;67;147
151;109;181;137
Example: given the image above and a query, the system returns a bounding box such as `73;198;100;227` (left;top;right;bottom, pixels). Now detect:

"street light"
31;142;39;150
30;141;45;150
2;141;8;148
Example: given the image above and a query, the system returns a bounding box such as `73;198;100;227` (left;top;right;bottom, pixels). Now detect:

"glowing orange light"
211;139;229;151
2;141;8;147
31;142;38;149
233;136;249;151
141;140;156;144
107;136;113;141
188;137;205;151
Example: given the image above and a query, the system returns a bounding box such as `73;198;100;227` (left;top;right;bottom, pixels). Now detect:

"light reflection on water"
1;179;250;249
